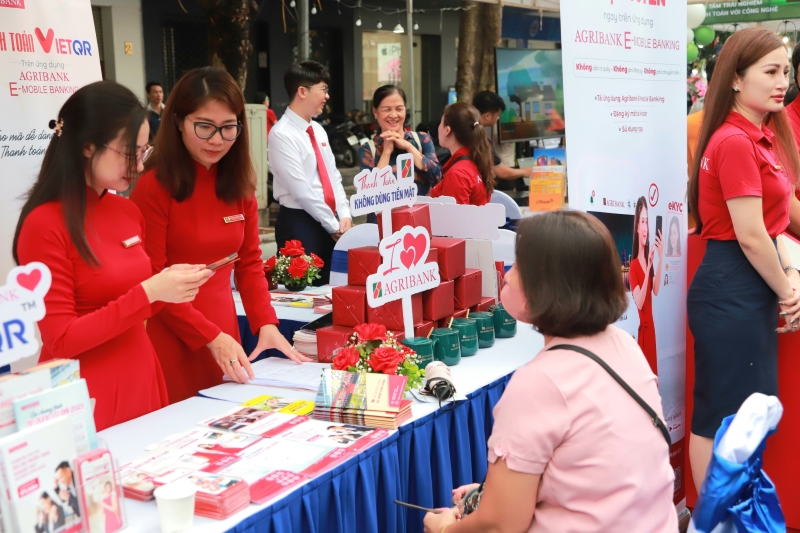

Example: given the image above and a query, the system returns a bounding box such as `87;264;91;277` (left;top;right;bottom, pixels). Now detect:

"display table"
99;326;543;533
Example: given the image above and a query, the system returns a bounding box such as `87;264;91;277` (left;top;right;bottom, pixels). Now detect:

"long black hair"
443;103;496;194
13;81;146;266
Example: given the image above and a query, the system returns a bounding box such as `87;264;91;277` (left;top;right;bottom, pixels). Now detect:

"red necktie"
306;126;337;216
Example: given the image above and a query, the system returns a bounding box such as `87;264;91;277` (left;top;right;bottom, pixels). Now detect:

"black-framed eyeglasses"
104;143;154;163
303;84;330;95
184;117;243;141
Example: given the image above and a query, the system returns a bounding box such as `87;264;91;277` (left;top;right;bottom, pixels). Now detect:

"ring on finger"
229;359;236;365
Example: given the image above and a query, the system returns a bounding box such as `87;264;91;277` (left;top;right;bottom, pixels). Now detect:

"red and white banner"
561;0;688;512
0;0;102;277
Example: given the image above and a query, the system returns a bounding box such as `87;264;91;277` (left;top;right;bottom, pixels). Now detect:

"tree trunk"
456;1;502;104
198;0;259;89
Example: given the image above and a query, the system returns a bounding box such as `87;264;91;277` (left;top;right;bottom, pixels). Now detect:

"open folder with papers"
224;358;330;391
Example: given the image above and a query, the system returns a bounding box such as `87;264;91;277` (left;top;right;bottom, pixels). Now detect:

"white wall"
91;0;147;98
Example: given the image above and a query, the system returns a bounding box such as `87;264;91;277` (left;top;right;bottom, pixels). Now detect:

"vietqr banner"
0;0;102;277
560;0;688;510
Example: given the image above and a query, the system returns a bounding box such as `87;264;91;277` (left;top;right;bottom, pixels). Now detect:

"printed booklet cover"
240;395;315;416
0;417;81;533
74;449;124;533
13;378;98;454
315;369;407;413
0;371;52;439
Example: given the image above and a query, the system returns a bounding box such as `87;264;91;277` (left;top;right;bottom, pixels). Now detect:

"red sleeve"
16;206;152;358
437;166;473;204
130;173;222;350
234;196;278;333
267;109;278;127
715;134;763;200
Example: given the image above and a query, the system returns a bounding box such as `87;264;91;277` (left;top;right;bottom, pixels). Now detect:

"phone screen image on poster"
665;214;682;258
655;215;663;246
77;452;125;533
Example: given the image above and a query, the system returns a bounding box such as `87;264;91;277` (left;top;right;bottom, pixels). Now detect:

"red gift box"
454;268;482;310
316;325;356;363
471;297;496;313
413;320;436;338
348;247;381;285
429;237;466;281
426;247;438;264
377;204;432;240
366;293;423;330
332;285;367;327
422;280;455;321
438;309;468;328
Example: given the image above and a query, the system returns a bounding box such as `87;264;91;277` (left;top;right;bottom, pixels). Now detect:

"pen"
393;500;443;514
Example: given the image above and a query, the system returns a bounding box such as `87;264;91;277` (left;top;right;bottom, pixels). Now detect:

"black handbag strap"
548;344;671;447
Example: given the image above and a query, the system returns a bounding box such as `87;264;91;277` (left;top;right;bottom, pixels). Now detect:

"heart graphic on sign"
35;28;55;54
403;233;427;266
399;247;416;270
17;269;42;291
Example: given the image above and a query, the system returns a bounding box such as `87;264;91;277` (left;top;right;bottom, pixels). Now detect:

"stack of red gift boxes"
317;204;497;362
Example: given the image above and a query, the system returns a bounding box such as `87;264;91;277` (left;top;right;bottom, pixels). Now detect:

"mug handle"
488;305;496;314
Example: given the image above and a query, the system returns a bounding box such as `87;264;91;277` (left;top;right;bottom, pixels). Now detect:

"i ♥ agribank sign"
366;226;440;308
0;0;101;278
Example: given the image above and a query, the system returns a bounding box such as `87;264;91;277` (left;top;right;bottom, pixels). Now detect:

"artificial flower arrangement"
332;323;425;392
687;74;707;105
265;240;324;291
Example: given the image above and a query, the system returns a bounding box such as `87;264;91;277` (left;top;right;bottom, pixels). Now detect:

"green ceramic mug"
401;337;437;368
451;318;478;357
429;328;462;366
470;312;495;348
491;303;518;338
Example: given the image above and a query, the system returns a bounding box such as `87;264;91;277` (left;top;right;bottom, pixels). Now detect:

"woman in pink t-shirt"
423;211;677;533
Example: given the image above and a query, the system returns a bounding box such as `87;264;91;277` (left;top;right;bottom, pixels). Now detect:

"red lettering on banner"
9;82;18;97
0;33;6;51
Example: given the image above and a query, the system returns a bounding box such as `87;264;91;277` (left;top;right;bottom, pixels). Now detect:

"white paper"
222;358;329;391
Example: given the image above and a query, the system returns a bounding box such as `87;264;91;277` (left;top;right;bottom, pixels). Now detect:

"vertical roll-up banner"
560;0;688;515
0;0;102;278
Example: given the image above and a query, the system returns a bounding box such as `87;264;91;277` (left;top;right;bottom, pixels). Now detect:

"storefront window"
362;31;423;127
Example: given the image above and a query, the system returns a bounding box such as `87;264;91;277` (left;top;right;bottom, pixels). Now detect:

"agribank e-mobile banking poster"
560;0;688;510
0;0;102;277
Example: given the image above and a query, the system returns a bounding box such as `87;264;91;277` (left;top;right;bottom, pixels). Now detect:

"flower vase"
265;272;278;291
283;279;308;292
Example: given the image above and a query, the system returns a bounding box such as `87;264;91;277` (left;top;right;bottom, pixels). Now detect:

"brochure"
74;449;124;533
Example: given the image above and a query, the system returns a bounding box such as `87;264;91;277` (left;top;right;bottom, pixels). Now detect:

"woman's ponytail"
443;103;496;195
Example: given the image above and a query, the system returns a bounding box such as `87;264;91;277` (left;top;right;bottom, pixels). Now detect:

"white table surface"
233;291;319;323
100;326;543;532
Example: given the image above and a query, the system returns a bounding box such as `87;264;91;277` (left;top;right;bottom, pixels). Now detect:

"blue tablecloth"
224;373;510;533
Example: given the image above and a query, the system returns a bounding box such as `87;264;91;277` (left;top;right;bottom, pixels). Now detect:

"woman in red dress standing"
131;68;310;404
629;196;663;374
13;82;212;430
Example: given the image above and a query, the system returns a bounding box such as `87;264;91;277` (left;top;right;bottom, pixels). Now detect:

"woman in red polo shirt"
431;103;495;205
687;28;800;491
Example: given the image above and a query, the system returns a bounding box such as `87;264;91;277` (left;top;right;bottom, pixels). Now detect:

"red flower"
354;323;387;341
310;252;325;269
286;257;309;278
264;256;277;271
333;346;361;370
368;347;405;375
280;240;305;257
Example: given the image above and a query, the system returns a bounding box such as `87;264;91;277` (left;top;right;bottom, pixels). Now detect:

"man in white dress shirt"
269;61;352;285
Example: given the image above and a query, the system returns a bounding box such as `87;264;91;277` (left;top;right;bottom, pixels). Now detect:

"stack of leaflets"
313;369;412;430
181;472;250;519
292;329;319;361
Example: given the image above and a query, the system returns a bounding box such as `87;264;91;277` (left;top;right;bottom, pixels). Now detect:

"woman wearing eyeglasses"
13;81;214;430
131;67;310;404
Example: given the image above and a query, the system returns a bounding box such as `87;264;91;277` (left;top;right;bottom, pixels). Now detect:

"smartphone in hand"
655;215;663;240
206;253;239;271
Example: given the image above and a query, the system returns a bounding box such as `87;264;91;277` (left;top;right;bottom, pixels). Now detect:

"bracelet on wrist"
784;265;800;277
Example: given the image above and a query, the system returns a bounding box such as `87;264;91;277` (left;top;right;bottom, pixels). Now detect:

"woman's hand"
778;274;800;333
207;332;254;383
248;324;312;363
654;230;664;259
452;483;480;507
423;507;460;533
141;264;213;304
380;130;396;155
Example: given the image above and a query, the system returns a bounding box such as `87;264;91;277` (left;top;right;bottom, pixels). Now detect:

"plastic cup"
154;481;196;533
